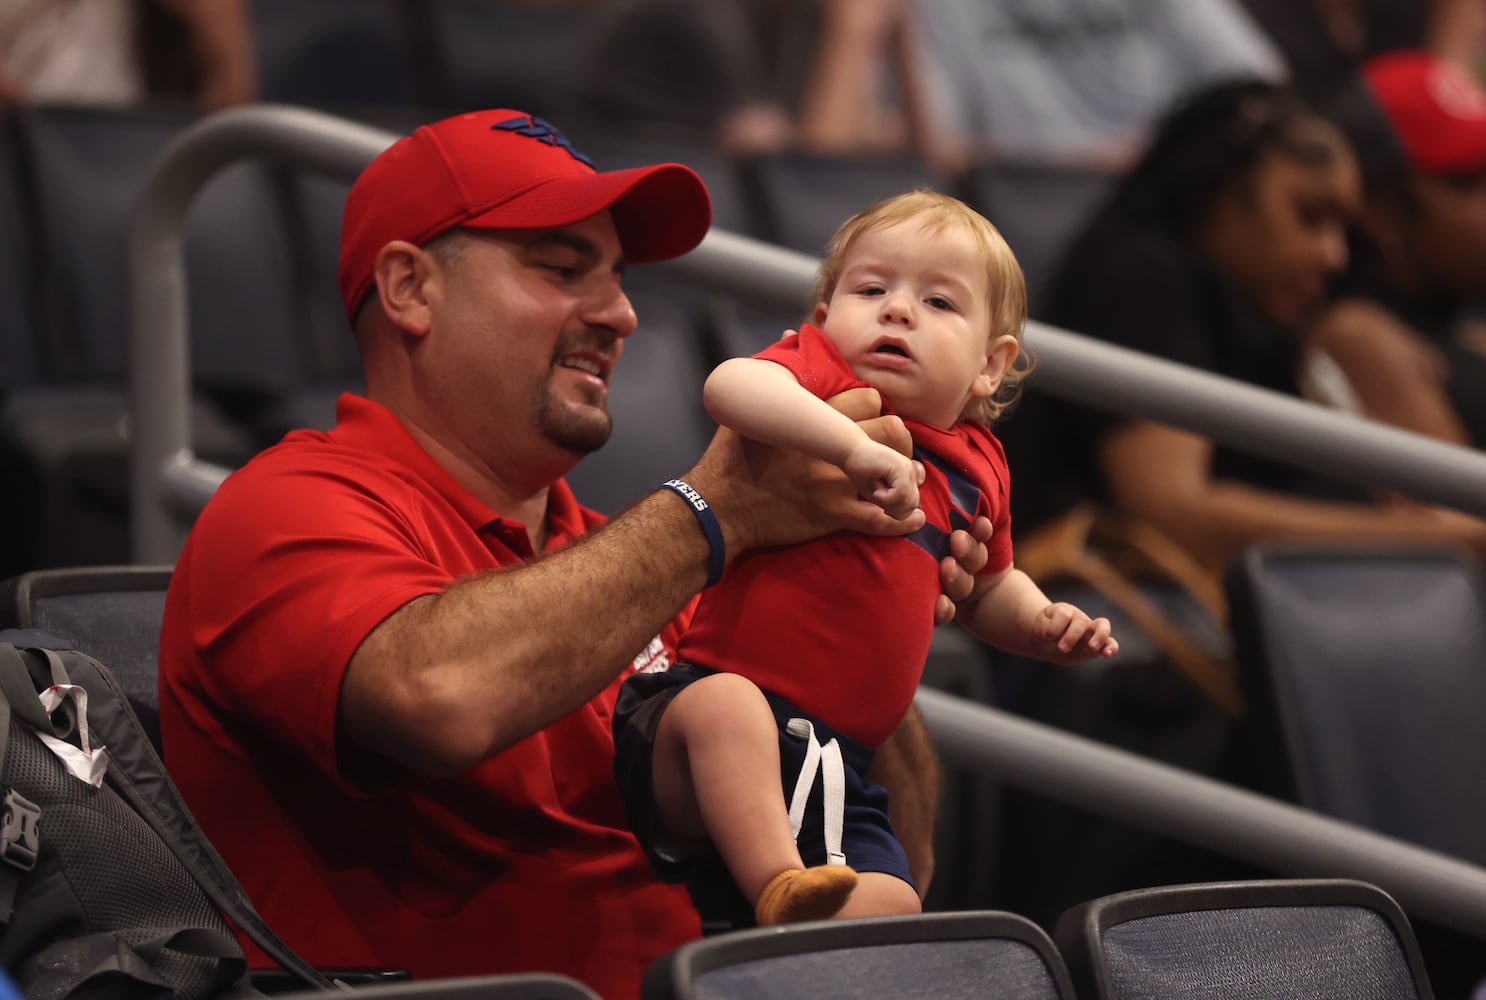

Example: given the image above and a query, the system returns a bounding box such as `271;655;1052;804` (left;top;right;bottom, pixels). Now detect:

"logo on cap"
491;114;593;168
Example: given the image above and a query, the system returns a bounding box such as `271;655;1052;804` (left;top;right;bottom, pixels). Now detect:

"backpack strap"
33;645;336;992
0;645;49;926
0;645;53;738
104;766;335;990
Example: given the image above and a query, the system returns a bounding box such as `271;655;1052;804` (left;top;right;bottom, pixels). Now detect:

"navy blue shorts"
612;663;912;888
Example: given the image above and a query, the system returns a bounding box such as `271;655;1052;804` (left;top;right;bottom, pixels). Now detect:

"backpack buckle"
1;790;40;871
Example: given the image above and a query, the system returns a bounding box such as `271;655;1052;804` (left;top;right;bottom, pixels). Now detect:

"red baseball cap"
1363;51;1486;177
338;109;713;319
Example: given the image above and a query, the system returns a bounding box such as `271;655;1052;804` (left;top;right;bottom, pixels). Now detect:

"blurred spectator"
1010;79;1486;578
0;0;140;103
574;0;933;159
574;0;802;153
0;0;256;109
792;0;940;160
143;0;256;108
1307;50;1486;445
1238;0;1486;101
989;78;1486;930
911;0;1286;171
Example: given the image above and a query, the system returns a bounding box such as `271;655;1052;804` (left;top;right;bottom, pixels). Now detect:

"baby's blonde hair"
814;189;1030;425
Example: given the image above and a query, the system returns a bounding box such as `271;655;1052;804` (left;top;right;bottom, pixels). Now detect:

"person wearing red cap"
156;109;988;1000
1309;49;1486;447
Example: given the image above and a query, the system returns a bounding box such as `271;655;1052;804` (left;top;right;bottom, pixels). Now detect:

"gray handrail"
126;104;1486;939
129;105;401;563
915;687;1486;936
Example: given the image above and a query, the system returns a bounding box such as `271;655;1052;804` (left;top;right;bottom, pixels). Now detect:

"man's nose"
585;285;639;338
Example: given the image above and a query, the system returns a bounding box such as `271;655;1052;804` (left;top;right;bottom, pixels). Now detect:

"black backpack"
0;635;335;998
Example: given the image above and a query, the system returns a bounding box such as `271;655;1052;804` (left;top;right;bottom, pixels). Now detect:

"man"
158;109;987;999
1309;50;1486;446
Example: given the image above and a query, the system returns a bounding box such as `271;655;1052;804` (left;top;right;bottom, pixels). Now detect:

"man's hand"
934;516;992;625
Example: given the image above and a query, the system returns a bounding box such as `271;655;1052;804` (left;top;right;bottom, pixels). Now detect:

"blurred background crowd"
3;0;1486;992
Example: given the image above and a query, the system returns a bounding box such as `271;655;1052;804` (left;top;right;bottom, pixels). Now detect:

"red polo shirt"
159;394;699;1000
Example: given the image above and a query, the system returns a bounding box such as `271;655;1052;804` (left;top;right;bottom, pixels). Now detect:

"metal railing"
129;106;397;562
128;104;1486;939
916;687;1486;935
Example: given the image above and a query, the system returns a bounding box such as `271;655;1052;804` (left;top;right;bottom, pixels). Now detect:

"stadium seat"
1054;878;1434;999
1224;542;1486;864
645;910;1076;1000
0;383;251;575
1;104;328;571
740;151;951;255
252;0;419;107
958;160;1118;312
14;103;309;400
417;0;593;121
0;565;173;752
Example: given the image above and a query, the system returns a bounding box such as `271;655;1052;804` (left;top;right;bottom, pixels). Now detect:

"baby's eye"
926;295;955;311
859;286;885;297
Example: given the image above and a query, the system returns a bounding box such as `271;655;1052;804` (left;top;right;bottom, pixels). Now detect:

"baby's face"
817;219;998;428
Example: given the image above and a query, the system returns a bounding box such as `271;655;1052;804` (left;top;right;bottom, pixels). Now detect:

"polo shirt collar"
328;393;591;548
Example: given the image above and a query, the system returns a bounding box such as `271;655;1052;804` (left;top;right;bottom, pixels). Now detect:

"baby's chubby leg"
836;872;921;918
652;672;857;923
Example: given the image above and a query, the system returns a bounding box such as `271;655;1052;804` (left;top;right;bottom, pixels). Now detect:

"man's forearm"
867;703;940;898
342;486;717;772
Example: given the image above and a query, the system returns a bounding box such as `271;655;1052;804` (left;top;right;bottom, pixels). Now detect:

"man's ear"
970;334;1021;398
372;240;436;338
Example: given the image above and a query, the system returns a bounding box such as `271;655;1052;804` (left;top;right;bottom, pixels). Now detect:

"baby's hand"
1033;603;1119;664
843;438;922;520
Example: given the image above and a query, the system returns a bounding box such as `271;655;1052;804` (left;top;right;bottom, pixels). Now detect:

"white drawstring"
784;718;847;866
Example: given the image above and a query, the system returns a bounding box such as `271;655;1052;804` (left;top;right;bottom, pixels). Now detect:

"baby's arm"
957;566;1119;664
705;357;922;518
